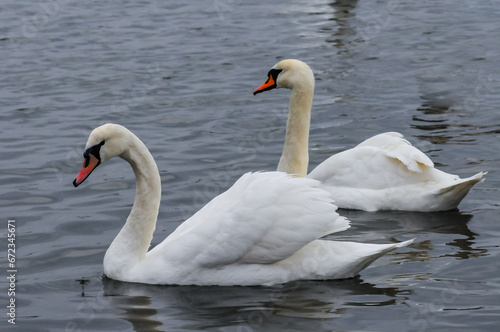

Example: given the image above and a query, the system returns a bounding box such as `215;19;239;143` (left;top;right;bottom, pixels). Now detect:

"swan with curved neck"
254;59;485;212
73;123;412;286
254;60;314;177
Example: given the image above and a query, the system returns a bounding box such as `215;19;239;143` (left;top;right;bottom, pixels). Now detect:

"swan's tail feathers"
344;239;415;277
342;239;414;277
393;238;415;248
436;171;486;210
298;238;414;280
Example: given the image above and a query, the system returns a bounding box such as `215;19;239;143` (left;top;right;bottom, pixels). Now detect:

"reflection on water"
338;209;487;262
412;97;479;145
99;276;404;331
325;0;358;43
340;208;473;235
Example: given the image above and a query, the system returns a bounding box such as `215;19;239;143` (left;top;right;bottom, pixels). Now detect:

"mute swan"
73;123;412;286
254;59;485;212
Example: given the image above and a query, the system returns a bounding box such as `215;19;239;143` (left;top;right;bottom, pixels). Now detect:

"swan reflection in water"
336;208;486;261
99;276;406;331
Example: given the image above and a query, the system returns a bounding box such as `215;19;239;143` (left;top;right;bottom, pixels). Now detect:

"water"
1;0;499;331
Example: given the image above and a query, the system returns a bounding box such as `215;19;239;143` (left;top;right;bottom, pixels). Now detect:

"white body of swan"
73;123;412;286
254;59;485;212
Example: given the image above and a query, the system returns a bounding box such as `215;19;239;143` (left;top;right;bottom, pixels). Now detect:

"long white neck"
277;81;314;177
104;136;161;273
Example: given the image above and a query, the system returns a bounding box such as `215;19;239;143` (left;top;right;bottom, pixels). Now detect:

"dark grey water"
1;0;499;331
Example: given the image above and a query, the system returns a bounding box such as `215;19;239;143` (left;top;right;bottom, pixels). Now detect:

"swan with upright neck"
73;123;412;286
254;59;485;212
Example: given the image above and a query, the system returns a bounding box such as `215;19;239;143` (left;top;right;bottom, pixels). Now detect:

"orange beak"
253;74;277;95
73;154;100;187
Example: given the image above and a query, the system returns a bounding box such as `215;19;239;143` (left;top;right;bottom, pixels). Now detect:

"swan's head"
253;59;314;95
73;123;132;187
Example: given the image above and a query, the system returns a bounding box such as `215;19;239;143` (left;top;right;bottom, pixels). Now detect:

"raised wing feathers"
356;132;433;172
153;172;347;268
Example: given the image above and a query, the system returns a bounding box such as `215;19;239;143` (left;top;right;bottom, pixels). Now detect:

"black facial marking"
83;140;105;167
253;68;283;95
268;68;283;83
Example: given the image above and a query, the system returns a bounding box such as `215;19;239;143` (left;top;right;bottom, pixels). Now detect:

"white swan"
73;123;412;286
254;59;485;212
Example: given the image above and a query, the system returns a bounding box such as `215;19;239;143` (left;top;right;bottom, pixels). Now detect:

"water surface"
1;0;499;331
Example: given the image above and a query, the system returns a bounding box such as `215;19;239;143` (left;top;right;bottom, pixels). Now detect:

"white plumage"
254;59;485;211
309;132;485;211
73;123;412;286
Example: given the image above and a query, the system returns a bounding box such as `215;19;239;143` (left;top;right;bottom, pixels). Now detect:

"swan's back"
141;172;363;285
152;172;348;265
308;132;484;211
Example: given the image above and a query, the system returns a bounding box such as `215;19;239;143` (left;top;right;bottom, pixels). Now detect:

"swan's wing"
308;132;439;188
356;132;433;172
150;172;348;267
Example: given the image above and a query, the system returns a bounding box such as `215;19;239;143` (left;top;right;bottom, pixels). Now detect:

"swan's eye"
83;141;105;167
267;68;283;83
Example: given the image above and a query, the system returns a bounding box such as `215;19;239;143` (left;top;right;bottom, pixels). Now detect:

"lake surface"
1;0;500;331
